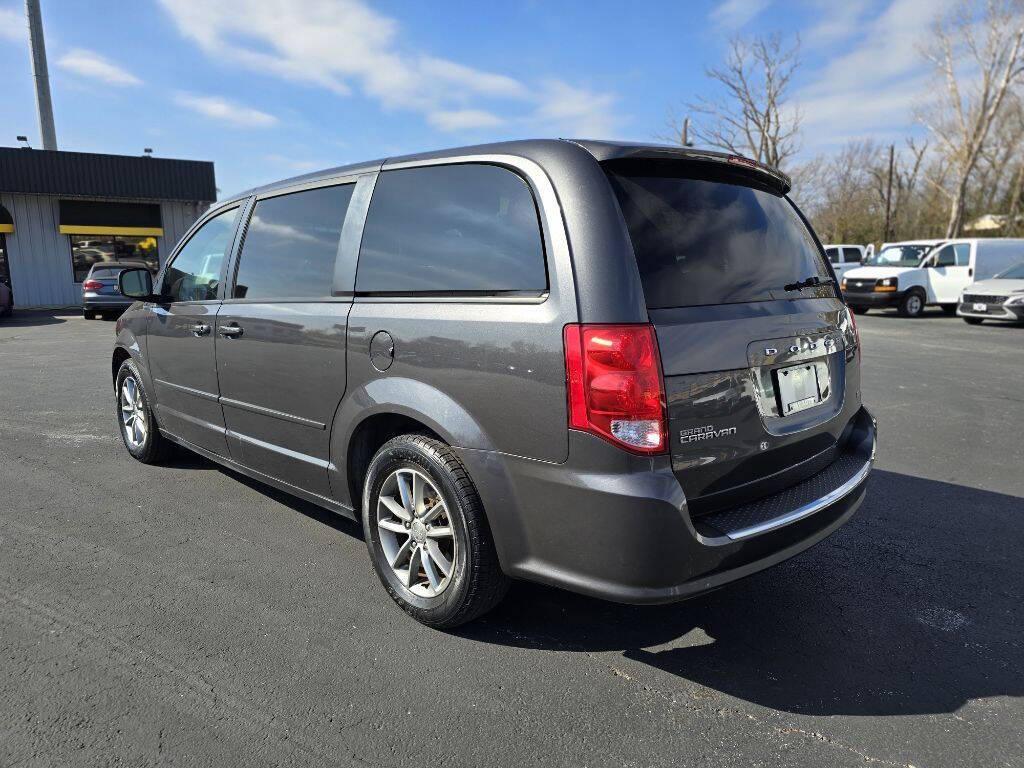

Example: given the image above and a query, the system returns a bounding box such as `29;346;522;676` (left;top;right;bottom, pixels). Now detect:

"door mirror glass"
119;267;154;299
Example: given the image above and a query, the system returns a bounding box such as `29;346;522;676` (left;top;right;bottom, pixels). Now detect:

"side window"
233;184;354;300
953;243;971;266
356;164;547;294
933;245;956;268
162;207;239;303
842;247;862;264
825;247;840;264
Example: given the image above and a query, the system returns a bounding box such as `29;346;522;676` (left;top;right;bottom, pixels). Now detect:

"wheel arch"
330;377;496;513
111;346;131;387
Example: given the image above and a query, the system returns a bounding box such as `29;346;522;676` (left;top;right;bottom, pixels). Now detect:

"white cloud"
531;80;620;136
796;0;959;151
0;7;26;42
801;0;873;49
174;93;277;127
263;154;325;172
57;48;141;86
710;0;771;30
428;109;504;132
158;0;619;137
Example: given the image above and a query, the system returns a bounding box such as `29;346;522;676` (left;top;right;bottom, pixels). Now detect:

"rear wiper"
783;275;823;292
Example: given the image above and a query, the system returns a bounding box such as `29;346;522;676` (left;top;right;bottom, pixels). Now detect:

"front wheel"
850;306;869;315
963;317;984;325
362;434;509;629
898;291;925;318
115;359;170;464
941;304;958;315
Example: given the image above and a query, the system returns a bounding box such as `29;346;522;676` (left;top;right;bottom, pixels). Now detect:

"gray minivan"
112;140;876;628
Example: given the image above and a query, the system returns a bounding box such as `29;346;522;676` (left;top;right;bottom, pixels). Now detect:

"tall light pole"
25;0;57;150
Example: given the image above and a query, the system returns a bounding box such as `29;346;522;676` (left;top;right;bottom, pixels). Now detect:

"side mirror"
119;268;156;300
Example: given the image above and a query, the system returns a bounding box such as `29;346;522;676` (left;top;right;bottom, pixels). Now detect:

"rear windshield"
88;267;121;278
605;162;833;309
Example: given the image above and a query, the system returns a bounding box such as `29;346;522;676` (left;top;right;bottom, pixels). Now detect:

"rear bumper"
459;406;876;604
957;302;1024;321
844;290;902;309
83;294;133;310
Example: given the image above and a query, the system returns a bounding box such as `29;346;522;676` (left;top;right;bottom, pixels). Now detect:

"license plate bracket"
973;302;987;312
775;361;828;416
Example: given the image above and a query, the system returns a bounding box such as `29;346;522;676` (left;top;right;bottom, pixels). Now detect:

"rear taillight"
564;323;667;454
82;279;102;291
847;306;861;348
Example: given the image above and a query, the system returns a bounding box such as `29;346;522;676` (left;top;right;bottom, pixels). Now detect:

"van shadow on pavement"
1;309;76;327
459;470;1024;718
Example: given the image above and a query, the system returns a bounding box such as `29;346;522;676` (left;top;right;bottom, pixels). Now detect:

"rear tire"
115;358;170;464
83;309;96;320
897;291;925;318
963;317;984;325
362;434;509;629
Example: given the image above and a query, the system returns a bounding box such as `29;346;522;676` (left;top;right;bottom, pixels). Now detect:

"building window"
70;234;160;283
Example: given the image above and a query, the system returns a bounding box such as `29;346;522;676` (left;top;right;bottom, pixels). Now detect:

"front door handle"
219;324;244;338
191;323;211;337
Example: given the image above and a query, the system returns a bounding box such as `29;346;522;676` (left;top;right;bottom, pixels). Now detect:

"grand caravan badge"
679;424;738;444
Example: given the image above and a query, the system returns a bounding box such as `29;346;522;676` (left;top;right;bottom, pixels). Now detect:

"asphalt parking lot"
1;308;1021;768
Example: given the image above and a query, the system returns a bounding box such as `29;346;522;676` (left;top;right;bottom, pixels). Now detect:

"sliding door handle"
219;324;244;338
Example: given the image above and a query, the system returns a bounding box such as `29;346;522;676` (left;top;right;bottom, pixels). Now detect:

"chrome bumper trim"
726;441;875;541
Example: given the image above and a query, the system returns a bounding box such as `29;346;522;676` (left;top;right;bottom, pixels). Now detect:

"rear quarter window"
605;162;833;309
356;164;547;294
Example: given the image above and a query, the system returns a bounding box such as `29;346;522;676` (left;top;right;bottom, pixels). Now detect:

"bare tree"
678;34;802;171
922;0;1024;237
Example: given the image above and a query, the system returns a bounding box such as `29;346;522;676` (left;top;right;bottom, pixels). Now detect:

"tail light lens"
82;279;102;291
846;306;861;348
564;323;667;454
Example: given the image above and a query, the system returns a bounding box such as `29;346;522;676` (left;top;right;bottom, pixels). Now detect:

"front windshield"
995;261;1024;279
864;244;932;267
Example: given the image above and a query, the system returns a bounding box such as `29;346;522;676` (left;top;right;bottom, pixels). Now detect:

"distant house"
964;213;1024;233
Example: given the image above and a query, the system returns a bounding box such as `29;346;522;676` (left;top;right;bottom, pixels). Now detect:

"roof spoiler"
568;140;792;194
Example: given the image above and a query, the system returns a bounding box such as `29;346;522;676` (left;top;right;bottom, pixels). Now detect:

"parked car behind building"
0;279;12;318
82;260;151;319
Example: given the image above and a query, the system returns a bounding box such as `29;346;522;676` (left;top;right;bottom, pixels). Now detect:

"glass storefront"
70;234;160;283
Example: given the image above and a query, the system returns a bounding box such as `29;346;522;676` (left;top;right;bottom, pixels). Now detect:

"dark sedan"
82;261;151;319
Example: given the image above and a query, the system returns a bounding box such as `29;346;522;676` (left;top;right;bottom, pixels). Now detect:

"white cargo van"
841;238;1024;317
824;244;871;279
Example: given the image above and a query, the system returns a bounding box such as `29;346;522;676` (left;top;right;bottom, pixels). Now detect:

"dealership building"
0;146;216;309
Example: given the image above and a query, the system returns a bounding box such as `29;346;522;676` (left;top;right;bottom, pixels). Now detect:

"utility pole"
882;143;895;242
680;117;693;148
25;0;57;151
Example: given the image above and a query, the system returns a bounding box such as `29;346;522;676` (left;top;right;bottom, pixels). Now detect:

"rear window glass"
89;267;121;278
356;164;547;294
234;184;353;300
605;162;833;308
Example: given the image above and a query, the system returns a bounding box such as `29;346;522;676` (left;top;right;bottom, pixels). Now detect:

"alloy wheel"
376;468;457;598
120;376;148;448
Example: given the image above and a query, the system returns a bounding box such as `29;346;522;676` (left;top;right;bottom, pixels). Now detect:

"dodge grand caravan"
112;140;876;628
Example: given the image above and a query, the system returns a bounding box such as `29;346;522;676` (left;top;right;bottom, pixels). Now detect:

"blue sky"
0;0;953;198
